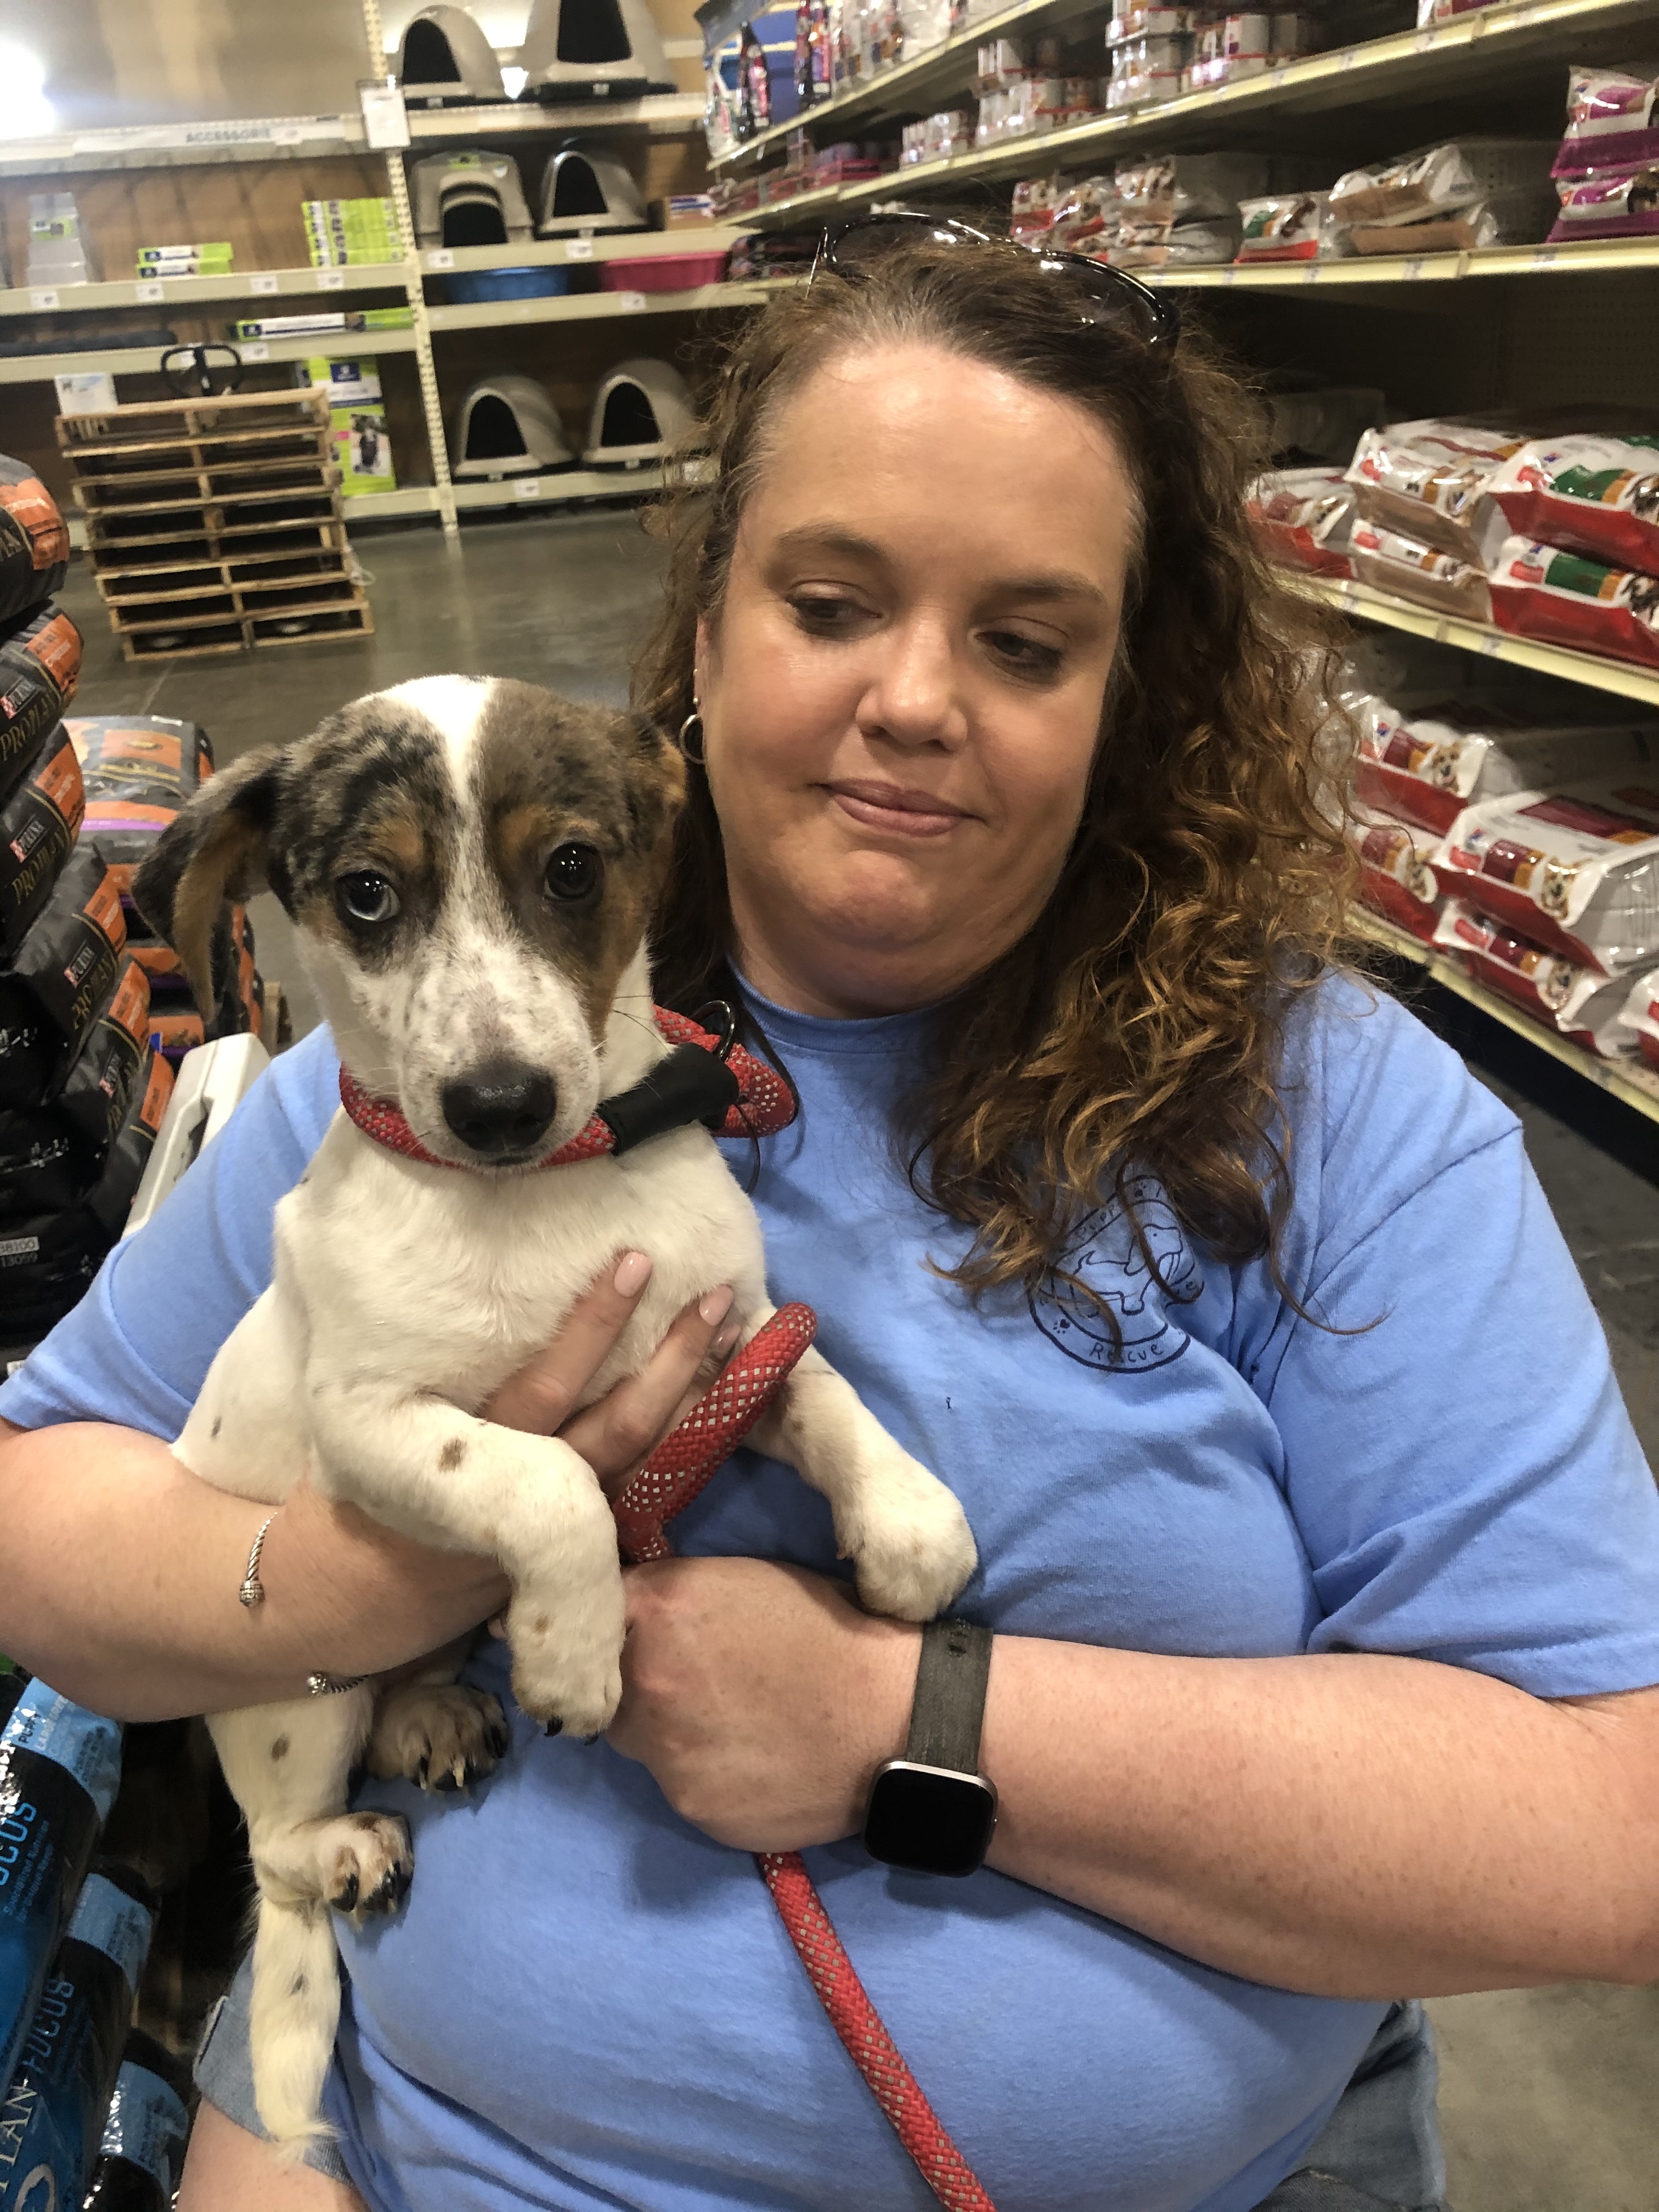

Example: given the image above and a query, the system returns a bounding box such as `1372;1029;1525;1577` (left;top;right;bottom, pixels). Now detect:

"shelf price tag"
1301;265;1321;284
250;272;280;294
242;342;270;361
1403;258;1424;281
566;239;595;261
135;279;166;303
618;290;647;312
317;268;347;290
426;249;455;270
358;77;411;150
514;477;544;499
29;289;60;311
1479;632;1506;657
1531;247;1557;270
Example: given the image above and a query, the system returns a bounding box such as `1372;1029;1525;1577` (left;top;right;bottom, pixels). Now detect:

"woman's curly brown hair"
635;235;1360;1311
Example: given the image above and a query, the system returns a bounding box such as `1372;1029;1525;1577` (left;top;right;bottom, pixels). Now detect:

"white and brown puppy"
134;676;977;2152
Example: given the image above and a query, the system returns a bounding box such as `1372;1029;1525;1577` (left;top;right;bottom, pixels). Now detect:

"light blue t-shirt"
5;974;1658;2212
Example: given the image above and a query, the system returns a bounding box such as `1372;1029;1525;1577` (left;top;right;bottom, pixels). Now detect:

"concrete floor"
58;511;1659;2212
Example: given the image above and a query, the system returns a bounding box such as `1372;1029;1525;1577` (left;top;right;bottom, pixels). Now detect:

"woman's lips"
825;781;972;840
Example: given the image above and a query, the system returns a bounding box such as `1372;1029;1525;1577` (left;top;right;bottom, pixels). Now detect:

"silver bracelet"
307;1671;368;1697
238;1513;276;1609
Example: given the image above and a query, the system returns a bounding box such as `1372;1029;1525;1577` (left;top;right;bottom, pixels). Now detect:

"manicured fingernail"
698;1285;734;1327
713;1319;741;1357
614;1251;652;1296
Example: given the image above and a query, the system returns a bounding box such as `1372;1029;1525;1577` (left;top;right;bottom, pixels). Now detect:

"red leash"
611;1312;997;2212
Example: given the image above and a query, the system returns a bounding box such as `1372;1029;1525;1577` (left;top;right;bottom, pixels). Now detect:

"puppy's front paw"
839;1452;978;1622
367;1682;509;1792
322;1813;413;1916
507;1593;625;1740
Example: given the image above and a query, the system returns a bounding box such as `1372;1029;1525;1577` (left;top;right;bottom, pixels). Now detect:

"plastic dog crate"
517;0;676;100
451;374;575;477
582;357;698;467
396;5;506;105
535;146;648;235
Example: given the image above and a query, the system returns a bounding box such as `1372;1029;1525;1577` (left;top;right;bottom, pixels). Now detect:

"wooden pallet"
82;479;345;541
116;591;374;662
71;425;336;485
95;545;357;602
57;388;331;454
75;451;340;513
80;514;349;562
108;572;362;630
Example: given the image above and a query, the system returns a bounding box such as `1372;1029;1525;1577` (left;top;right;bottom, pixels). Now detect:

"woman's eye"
545;842;601;902
788;594;865;631
334;872;399;927
984;630;1063;678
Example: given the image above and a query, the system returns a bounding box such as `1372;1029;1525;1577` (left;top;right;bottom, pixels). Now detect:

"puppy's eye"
335;872;400;928
545;843;601;903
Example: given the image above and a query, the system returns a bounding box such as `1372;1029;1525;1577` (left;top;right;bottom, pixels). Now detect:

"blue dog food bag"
82;2029;190;2210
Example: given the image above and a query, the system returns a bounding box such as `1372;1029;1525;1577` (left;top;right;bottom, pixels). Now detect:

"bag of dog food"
0;724;86;961
66;716;215;900
1548;165;1659;241
0;848;127;1109
1551;66;1659;178
1487;536;1659;673
1248;469;1356;577
1235;192;1336;262
0;605;82;794
1349;520;1493;622
1115;151;1267;222
1108;216;1242;268
1330;141;1485;226
1617;965;1659;1068
1347;804;1442;941
1432;899;1636;1054
1431;776;1659;972
1351;695;1658;836
1480;436;1659;574
0;458;70;627
1345;419;1528;560
57;956;150;1152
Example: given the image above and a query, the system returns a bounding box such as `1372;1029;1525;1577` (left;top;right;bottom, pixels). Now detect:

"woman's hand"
606;1557;919;1852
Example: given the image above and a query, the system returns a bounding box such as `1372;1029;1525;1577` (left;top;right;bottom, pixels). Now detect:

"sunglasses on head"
812;208;1182;354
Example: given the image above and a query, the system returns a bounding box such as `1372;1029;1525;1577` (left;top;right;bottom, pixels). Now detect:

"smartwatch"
862;1617;997;1878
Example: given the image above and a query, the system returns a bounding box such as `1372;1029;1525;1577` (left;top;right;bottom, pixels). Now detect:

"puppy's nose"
441;1062;557;1157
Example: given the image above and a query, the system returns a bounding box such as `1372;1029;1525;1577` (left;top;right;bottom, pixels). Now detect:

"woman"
2;225;1656;2212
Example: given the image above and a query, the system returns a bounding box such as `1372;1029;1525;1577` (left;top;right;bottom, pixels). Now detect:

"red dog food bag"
1349;520;1492;622
1345;419;1528;561
1431;776;1659;973
1617;966;1659;1069
1487;536;1659;672
1432;898;1636;1056
0;458;70;627
1481;437;1659;577
0;605;83;796
1248;469;1356;577
1351;694;1658;837
0;724;87;961
1346;804;1443;941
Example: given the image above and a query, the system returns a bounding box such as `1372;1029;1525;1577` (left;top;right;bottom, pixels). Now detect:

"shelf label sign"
359;77;411;150
29;289;60;311
566;240;595;261
250;272;280;294
135;280;165;303
242;342;270;361
514;478;544;498
618;290;646;312
427;250;455;270
317;269;347;290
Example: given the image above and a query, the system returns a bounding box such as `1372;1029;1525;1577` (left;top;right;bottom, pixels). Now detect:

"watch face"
862;1762;998;1878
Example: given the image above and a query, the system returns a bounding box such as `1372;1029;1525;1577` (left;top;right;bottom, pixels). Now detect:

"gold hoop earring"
676;709;706;767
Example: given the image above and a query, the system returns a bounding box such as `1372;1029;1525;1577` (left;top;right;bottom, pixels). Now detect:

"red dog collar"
338;1005;795;1170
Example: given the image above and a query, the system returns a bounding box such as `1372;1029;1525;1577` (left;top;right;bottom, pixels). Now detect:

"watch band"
904;1617;992;1775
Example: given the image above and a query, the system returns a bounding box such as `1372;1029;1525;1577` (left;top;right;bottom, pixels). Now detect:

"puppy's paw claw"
366;1684;509;1794
325;1814;412;1919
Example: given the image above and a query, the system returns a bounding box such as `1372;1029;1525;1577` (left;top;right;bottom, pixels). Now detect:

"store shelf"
449;467;674;509
418;231;742;273
1290;574;1659;711
1149;238;1659;289
1354;911;1659;1126
0;328;420;386
405;94;706;143
737;0;1657;221
0;266;413;317
426;281;770;331
340;487;443;520
0;115;365;180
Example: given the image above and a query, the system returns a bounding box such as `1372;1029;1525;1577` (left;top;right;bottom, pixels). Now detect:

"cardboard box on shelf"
297;357;396;497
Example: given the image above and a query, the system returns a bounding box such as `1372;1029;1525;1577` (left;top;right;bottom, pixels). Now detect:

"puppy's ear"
625;714;687;849
134;746;283;1015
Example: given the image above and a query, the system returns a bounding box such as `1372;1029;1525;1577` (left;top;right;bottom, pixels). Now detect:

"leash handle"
609;1305;999;2212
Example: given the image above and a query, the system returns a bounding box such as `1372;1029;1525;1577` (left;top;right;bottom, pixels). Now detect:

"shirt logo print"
1030;1175;1203;1374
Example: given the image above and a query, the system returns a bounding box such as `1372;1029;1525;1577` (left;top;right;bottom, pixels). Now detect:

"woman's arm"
607;1556;1659;1998
0;1258;738;1723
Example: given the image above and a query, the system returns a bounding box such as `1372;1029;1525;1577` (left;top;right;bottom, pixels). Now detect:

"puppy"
134;677;977;2151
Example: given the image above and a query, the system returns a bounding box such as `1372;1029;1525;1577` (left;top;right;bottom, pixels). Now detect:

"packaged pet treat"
1617;964;1659;1068
1047;175;1120;252
1351;695;1658;836
1235;193;1335;263
1432;899;1637;1055
1349;520;1492;622
1487;537;1659;674
0;848;127;1109
1552;66;1659;178
0;459;70;627
0;1679;123;2097
1431;775;1659;973
0;605;82;785
0;724;86;961
1347;805;1442;941
1115;152;1268;222
1345;419;1528;560
1480;436;1659;577
1330;139;1553;227
1110;217;1242;268
1247;469;1356;577
0;1864;154;2212
1548;165;1659;241
1105;5;1192;38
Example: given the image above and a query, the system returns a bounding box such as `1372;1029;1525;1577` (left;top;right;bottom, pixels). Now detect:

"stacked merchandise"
1111;151;1263;265
1325;139;1558;255
1248;470;1356;576
1547;63;1659;245
134;242;234;279
900;109;973;165
0;1675;173;2212
231;305;414;343
27;194;95;287
296;356;397;498
69;716;268;1069
975;38;1100;146
1103;7;1189;110
1620;967;1659;1068
1341;419;1527;622
1183;9;1317;94
304;196;399;268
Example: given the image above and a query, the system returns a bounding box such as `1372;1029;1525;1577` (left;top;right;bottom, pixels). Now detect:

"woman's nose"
855;618;968;751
